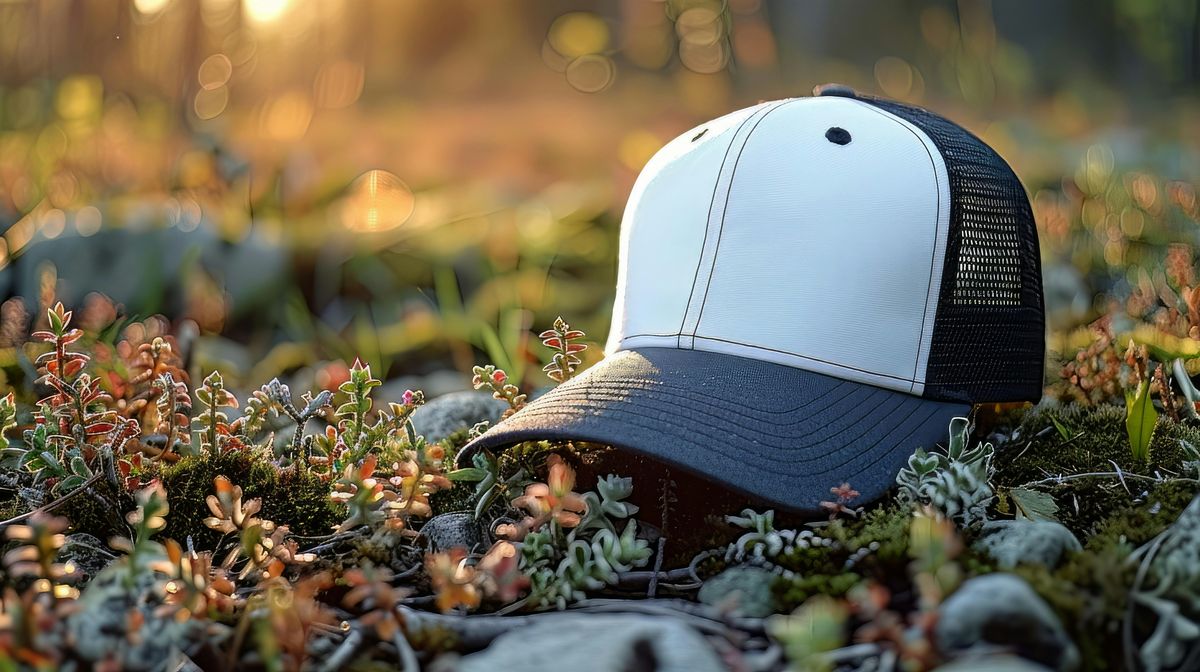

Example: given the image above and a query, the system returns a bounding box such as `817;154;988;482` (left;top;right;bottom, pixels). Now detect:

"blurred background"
2;0;1200;396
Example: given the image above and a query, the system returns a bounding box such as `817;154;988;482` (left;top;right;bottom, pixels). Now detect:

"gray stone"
936;574;1080;671
455;614;724;672
411;390;509;443
697;566;777;617
419;511;484;552
59;532;117;580
68;566;205;670
378;370;475;402
974;520;1082;570
12;225;285;320
935;654;1054;671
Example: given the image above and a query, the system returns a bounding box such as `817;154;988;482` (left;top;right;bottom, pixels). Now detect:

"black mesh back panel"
860;98;1045;403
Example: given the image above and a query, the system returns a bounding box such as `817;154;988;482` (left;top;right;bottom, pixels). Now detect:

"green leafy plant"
491;455;652;610
0;392;16;455
109;480;171;586
446;447;534;519
192;371;239;457
1127;378;1159;463
259;378;333;464
471;365;526;419
895;417;994;527
539;316;588;383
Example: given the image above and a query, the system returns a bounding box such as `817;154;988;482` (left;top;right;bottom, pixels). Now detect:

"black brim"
457;347;968;513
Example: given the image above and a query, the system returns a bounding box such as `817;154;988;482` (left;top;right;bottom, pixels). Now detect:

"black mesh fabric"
858;97;1045;403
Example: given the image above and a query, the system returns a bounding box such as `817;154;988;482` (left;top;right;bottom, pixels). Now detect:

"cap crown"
606;93;1044;403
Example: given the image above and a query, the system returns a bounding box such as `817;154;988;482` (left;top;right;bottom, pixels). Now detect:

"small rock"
697;566;777;617
973;520;1082;570
68;567;205;670
419;512;484;553
59;532;117;580
411;391;509;444
935;654;1054;671
455;614;724;672
378;370;475;402
936;574;1080;671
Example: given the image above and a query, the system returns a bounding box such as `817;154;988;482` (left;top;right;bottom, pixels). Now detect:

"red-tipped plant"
539;317;587;383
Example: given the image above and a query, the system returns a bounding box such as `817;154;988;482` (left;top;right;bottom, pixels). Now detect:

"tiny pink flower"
492;369;507;385
402;389;415;406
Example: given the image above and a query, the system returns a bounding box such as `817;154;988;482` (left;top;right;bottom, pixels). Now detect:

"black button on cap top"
813;83;857;98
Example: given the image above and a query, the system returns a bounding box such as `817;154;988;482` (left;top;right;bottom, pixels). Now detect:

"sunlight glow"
341;170;414;233
245;0;291;24
133;0;171;15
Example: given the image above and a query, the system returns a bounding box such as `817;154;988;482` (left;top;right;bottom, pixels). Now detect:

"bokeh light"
340;170;415;233
313;59;365;109
198;54;233;90
260;91;313;140
565;55;616;93
244;0;291;24
133;0;172;16
74;207;102;237
548;12;610;59
194;86;230;120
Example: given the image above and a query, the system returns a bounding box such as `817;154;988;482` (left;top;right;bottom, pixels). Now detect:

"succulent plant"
895;417;994;527
192;370;239;457
539;316;588;383
471;365;527;419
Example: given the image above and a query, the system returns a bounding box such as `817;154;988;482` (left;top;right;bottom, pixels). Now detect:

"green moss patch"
160;451;339;548
994;403;1200;537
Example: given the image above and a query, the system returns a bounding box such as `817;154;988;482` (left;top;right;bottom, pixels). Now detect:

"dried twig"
319;626;364;672
392;598;766;652
0;471;104;530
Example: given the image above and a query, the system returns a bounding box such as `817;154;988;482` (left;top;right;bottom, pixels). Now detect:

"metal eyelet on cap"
825;127;852;145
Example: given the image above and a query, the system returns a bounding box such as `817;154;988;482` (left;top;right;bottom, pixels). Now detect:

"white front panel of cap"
692;97;945;393
606;101;777;352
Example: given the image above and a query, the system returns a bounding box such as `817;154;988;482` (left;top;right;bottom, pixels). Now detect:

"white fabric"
607;96;951;396
606;101;777;353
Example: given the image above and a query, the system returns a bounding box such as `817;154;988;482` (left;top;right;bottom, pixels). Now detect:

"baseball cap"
458;84;1045;512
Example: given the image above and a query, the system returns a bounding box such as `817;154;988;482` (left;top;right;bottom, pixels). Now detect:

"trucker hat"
458;84;1045;512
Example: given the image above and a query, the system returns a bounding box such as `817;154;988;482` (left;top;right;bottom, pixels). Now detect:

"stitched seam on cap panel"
845;99;943;394
679;99;794;348
689;98;799;339
617;333;921;385
675;107;765;350
692;335;917;383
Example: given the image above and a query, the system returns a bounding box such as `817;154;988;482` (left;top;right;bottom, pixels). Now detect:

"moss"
160;451;338;549
774;571;861;612
429;480;478;516
267;465;341;537
825;504;913;564
1013;542;1135;671
0;491;25;524
993;403;1200;537
1088;479;1199;552
59;478;132;541
440;429;472;461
